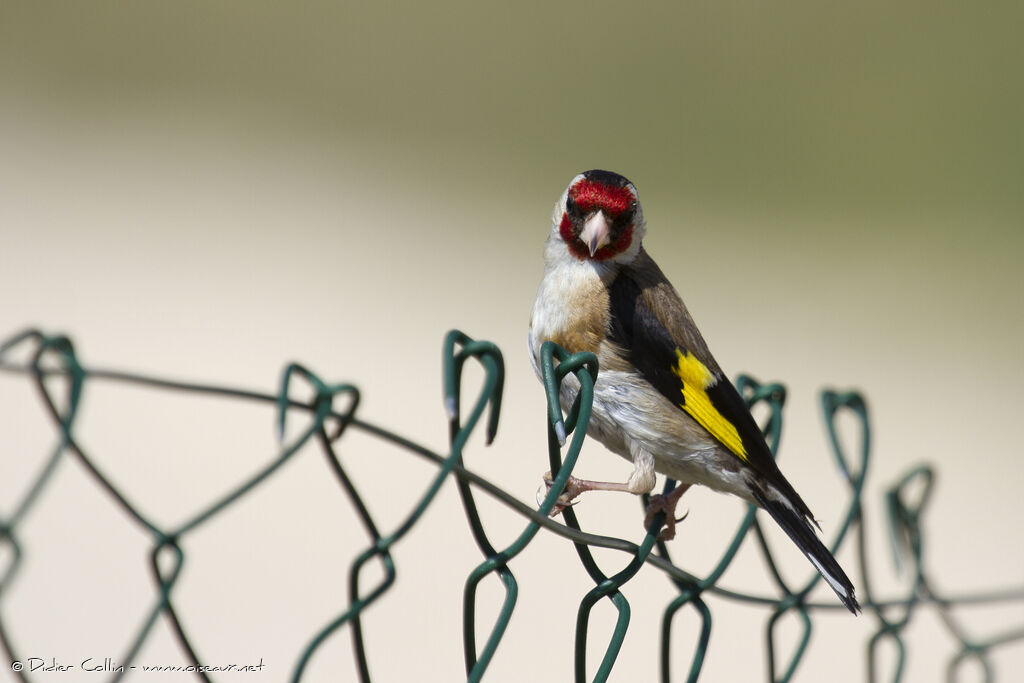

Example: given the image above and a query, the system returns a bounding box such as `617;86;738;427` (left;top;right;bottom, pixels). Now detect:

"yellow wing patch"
673;349;748;461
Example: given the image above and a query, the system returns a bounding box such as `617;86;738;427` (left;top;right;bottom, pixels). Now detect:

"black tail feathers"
750;487;860;614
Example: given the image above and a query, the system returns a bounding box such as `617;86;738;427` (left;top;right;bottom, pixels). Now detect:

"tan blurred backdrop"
1;2;1022;681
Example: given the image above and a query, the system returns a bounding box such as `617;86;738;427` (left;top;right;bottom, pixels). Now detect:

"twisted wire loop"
538;342;646;683
1;329;1023;683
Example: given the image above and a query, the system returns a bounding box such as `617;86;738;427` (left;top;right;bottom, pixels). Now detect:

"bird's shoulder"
608;248;719;372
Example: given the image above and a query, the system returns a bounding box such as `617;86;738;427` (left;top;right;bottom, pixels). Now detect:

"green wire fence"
1;327;1022;682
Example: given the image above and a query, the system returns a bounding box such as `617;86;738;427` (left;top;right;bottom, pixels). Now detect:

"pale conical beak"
580;211;611;257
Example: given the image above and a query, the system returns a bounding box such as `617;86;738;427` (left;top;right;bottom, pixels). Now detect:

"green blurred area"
2;1;1021;220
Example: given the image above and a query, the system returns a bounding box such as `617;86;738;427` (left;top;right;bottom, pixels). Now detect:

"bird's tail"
750;486;860;614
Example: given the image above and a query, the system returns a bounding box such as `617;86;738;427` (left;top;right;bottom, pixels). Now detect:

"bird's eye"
565;194;580;217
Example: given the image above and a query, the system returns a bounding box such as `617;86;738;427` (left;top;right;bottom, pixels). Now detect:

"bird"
528;169;859;613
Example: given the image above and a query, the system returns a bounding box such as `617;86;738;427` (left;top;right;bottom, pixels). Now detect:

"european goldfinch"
529;170;859;613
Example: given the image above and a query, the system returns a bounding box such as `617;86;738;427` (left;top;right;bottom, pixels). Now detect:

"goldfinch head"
550;170;646;264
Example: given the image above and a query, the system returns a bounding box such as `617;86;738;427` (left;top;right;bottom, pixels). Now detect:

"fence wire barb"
1;327;1022;682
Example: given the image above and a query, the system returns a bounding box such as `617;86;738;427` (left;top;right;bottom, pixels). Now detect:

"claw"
537;472;582;516
644;484;693;541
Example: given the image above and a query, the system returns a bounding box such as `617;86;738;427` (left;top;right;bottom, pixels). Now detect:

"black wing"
606;255;812;518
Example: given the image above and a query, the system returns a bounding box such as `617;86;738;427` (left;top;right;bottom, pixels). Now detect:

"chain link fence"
1;328;1021;682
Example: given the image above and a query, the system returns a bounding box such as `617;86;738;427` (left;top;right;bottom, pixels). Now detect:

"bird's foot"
643;483;693;541
537;472;591;516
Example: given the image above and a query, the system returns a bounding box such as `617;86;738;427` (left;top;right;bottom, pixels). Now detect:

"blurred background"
1;1;1022;681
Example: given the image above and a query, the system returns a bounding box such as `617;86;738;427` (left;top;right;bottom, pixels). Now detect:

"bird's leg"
539;473;635;515
539;447;657;516
644;483;693;541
